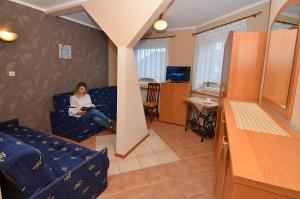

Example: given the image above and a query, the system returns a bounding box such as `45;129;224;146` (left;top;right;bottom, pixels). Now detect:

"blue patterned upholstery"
0;119;19;132
0;120;109;199
50;86;117;142
0;132;56;198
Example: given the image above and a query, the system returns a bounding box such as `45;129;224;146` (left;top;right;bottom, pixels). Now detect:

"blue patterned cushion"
89;87;117;121
53;92;73;114
5;126;97;178
0;132;56;197
31;148;109;199
50;111;105;142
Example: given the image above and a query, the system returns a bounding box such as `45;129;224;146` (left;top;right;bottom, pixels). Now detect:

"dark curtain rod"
275;20;298;26
141;35;176;40
192;11;262;36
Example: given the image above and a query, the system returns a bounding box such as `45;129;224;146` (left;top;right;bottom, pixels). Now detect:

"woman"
68;82;116;130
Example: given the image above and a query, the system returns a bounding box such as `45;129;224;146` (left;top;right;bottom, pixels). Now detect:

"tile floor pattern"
95;129;180;175
76;119;215;199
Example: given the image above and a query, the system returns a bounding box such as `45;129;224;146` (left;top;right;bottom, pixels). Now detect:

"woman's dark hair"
75;82;87;93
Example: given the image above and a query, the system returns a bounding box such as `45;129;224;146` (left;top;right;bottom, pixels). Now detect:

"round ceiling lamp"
0;31;18;42
154;14;168;31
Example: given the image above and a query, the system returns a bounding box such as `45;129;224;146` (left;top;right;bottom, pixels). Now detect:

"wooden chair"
143;83;160;122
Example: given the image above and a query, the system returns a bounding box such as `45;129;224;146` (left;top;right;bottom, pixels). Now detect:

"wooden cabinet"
214;109;230;199
159;83;173;122
221;31;267;100
214;99;300;199
159;82;191;125
214;31;268;198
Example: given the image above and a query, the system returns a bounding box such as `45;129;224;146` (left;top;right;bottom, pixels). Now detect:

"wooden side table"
185;97;219;141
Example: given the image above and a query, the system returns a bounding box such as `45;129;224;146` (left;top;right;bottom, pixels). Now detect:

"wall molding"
60;15;99;30
9;0;45;11
8;0;99;30
196;0;271;29
45;0;86;12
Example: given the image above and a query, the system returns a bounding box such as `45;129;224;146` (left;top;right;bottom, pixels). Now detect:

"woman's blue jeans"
81;109;110;128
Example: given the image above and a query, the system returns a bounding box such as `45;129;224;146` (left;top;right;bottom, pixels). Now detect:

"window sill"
192;89;220;98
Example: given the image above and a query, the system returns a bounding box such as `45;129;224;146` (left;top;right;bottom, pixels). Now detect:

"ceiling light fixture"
154;14;168;31
0;31;18;42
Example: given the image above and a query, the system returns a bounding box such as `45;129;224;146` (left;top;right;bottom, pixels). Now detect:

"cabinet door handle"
223;136;228;145
222;136;229;164
220;88;225;98
221;136;228;148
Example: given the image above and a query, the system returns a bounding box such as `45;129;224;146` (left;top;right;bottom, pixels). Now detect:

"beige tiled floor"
72;119;215;199
95;129;180;175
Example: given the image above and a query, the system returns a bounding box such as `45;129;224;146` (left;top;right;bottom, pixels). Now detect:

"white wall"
83;0;173;156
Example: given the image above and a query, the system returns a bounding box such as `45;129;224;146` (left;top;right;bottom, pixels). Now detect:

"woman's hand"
76;111;86;116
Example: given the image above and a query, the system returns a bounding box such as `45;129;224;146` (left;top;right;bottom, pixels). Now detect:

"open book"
80;105;103;112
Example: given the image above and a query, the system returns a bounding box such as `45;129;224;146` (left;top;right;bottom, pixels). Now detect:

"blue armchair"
50;86;117;142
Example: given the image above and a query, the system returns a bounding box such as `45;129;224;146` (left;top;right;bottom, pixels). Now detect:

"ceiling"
9;0;269;30
11;0;85;9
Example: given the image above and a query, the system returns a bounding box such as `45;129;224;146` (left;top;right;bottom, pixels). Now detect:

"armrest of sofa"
30;148;109;199
0;132;56;198
0;119;19;132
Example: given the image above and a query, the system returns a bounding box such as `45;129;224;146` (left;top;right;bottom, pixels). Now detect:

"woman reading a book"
68;82;116;129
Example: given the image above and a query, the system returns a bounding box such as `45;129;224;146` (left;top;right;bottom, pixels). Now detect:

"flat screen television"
166;66;191;82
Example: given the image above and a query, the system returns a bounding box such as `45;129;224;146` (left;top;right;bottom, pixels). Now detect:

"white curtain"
272;22;295;30
192;19;248;92
134;38;169;83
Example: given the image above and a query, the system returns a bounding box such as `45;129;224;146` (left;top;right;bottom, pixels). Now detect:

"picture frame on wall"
59;44;72;59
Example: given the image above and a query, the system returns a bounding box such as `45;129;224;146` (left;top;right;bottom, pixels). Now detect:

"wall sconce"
0;31;18;42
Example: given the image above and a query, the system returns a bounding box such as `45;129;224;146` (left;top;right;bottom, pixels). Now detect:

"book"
80;107;94;112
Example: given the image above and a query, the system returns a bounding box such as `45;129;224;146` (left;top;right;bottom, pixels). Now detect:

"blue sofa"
50;86;117;142
0;119;109;199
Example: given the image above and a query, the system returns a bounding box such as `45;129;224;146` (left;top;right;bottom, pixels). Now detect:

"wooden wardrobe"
215;31;268;199
159;82;191;125
220;31;267;100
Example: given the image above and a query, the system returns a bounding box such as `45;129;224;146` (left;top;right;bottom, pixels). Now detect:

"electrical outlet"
8;71;15;77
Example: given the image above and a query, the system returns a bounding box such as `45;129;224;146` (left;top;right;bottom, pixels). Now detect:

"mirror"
263;4;300;117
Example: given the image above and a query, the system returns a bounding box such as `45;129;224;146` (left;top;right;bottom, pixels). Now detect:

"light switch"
8;71;15;77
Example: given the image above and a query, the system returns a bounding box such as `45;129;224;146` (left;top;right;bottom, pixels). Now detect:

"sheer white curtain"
192;19;248;92
134;38;169;83
272;22;294;30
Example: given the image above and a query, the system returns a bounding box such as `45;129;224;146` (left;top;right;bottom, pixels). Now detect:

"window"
192;19;248;93
134;38;169;83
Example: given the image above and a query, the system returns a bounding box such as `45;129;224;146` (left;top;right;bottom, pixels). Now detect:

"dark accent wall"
0;0;108;133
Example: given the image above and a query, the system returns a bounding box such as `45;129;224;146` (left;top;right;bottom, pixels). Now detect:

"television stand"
159;82;191;125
